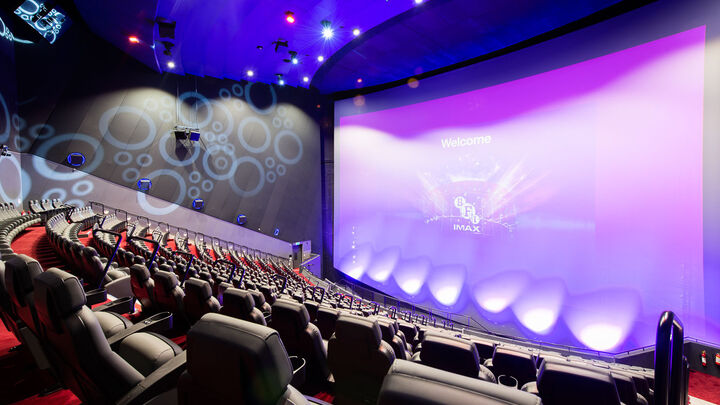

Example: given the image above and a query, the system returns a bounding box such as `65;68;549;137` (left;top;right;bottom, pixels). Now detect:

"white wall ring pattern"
114;151;133;166
201;179;214;192
189;171;202;184
29;123;55;139
158;131;201;166
244;82;276;115
178;91;213;128
237;116;271;154
98;106;157;150
42;188;67;201
136;169;187;215
231;83;244;97
229;156;265;197
122;168;140;182
202;144;236;181
265;156;276;169
219;88;231;100
136;153;153;167
188;186;200;199
71;180;93;196
33;134;101;180
13;136;30;152
273;130;303;165
0;155;22;203
276;164;286;176
266;171;277;183
207;100;234;138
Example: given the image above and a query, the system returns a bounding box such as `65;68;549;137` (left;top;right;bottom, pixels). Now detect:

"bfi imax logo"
452;196;483;234
441;135;492;149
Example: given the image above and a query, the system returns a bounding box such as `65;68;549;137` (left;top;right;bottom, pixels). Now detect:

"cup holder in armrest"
92;296;135;315
140;312;174;334
497;375;519;389
289;356;306;388
85;288;108;306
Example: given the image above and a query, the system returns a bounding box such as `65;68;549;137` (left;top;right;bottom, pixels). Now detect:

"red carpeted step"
10;226;67;270
689;369;720;404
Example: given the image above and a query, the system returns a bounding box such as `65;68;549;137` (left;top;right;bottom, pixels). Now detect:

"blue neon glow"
66;152;86;167
137;178;151;191
236;214;247;225
192;198;204;210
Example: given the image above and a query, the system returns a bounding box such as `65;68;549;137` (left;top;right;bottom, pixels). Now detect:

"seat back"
152;270;185;317
220;288;266;325
376;317;408;360
492;347;537;386
33;268;144;403
328;314;395;405
130;264;155;310
250;289;272;314
271;299;329;384
537;360;621;405
183;278;220;324
420;334;481;379
179;313;308;405
4;254;44;333
303;301;319;322
316;306;339;340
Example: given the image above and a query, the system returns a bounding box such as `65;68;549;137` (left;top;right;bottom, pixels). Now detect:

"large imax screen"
334;1;720;351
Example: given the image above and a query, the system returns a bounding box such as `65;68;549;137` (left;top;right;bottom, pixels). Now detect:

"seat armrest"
92;296;135;315
85;288;107;306
117;351;187;405
108;312;174;351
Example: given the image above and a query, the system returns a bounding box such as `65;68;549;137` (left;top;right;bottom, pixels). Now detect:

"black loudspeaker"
157;20;176;39
189;131;200;142
174;129;188;140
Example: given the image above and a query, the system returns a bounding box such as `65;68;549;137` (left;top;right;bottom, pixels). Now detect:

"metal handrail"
91;229;122;289
127;236;160;268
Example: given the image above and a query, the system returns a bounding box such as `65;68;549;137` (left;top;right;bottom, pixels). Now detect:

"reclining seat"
415;333;495;382
0;255;21;337
271;299;330;387
376;317;410;360
530;359;622;405
4;254;44;333
220;288;267;325
183;278;220;324
178;313;311;405
485;346;537;387
250;289;272;315
81;246;132;298
328;314;396;405
315;306;339;340
130;263;156;312
32;268;184;404
152;270;186;322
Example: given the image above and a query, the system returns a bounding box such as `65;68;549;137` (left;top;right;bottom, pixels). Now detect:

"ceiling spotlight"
279;79;285;86
317;55;324;62
352;28;361;36
415;0;423;4
247;69;254;77
357;78;363;83
128;36;140;44
291;57;298;64
321;20;334;40
167;61;176;68
303;76;309;83
285;11;295;24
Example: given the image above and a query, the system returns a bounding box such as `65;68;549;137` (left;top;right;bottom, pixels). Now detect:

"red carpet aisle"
689;369;720;404
9;226;66;271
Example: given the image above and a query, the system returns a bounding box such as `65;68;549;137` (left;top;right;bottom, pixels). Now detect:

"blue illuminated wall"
12;18;327;252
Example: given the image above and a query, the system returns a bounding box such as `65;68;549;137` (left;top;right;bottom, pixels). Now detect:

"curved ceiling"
73;0;631;94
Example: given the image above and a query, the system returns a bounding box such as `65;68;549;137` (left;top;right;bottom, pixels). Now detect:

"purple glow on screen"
335;26;709;351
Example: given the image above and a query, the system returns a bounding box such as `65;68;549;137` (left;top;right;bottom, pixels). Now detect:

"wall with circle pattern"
12;18;328;252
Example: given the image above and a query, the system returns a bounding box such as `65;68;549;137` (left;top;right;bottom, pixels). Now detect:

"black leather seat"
152;270;185;318
328;314;395;405
178;313;312;405
271;299;330;387
531;359;621;405
130;263;156;311
416;333;495;382
32;268;184;404
250;289;272;315
315;306;339;340
397;321;418;348
486;346;537;387
376;317;410;360
220;288;267;325
183;278;220;324
304;300;319;322
378;360;542;405
4;254;43;334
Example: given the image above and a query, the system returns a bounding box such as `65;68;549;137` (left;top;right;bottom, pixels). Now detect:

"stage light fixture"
352;28;361;36
274;228;280;236
285;11;295;24
357;78;363;83
317;55;324;62
137;178;152;191
279;79;285;86
415;0;423;4
291;57;298;64
303;76;309;83
167;61;176;68
236;215;247;225
192;199;204;210
247;69;254;77
128;36;140;44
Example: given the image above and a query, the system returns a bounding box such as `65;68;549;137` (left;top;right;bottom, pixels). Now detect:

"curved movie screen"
334;22;716;351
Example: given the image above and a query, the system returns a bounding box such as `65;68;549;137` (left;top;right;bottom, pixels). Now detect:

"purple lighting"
334;26;708;350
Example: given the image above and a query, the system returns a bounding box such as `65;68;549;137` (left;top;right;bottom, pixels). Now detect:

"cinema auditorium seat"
486;346;538;387
415;333;496;382
315;306;339;340
152;270;186;322
130;263;157;311
32;268;186;404
376;317;411;360
271;299;330;387
219;287;267;325
328;314;396;405
178;313;331;405
4;254;44;334
524;359;622;405
378;359;543;405
183;278;220;324
250;288;273;315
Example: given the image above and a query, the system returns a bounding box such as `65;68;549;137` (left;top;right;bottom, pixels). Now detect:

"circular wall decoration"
33;134;102;180
274;130;303;165
98;106;157;150
237;116;271;154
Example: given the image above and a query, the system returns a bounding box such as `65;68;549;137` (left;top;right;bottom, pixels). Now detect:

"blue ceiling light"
247;69;254;77
352;28;361;36
291;57;299;64
317;55;324;62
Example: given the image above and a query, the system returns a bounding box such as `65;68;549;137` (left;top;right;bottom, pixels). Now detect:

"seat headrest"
493;346;534;364
158;264;173;273
223;288;256;314
334;314;382;346
185;278;213;300
153;270;179;291
271;299;310;330
5;254;44;306
82;246;99;257
420;334;480;378
375;317;397;342
187;314;292;402
130;264;151;281
33;268;86;330
538;360;620;405
249;289;266;306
